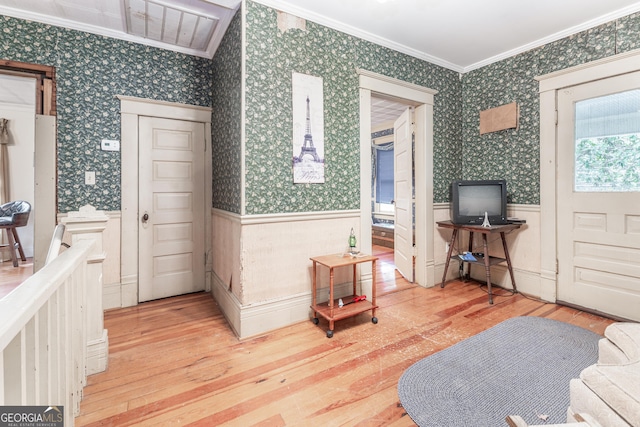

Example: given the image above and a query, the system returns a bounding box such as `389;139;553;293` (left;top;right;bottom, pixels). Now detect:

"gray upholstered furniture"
507;322;640;427
568;322;640;427
506;413;602;427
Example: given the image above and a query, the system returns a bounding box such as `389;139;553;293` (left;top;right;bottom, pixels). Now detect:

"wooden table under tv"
437;220;522;304
310;253;379;338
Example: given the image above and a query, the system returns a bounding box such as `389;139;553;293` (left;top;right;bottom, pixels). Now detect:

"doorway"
0;62;57;273
371;97;416;289
137;116;206;302
358;69;437;293
119;96;212;307
556;72;640;321
370;100;416;288
538;49;640;321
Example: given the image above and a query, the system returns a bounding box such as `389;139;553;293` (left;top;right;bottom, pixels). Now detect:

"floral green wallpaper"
241;2;640;210
355;39;462;206
461;13;640;204
243;1;461;214
212;9;243;214
0;15;212;212
3;4;640;213
244;3;360;214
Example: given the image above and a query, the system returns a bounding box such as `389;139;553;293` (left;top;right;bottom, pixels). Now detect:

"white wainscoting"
53;203;544;337
212;205;543;338
433;203;544;299
211;208;369;339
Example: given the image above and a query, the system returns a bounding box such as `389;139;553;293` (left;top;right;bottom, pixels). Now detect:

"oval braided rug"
398;316;601;427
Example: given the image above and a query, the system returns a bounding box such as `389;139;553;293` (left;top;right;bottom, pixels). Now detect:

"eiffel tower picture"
295;96;321;163
292;73;324;183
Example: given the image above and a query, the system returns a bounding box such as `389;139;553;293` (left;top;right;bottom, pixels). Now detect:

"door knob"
142;212;149;223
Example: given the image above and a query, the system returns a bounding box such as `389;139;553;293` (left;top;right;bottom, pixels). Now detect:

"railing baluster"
1;206;108;427
0;238;104;427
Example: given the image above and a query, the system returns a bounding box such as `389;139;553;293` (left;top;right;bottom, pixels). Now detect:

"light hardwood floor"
373;245;416;296
0;257;33;299
73;247;615;427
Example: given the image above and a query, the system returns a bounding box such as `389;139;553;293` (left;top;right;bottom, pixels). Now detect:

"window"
575;89;640;192
376;148;394;212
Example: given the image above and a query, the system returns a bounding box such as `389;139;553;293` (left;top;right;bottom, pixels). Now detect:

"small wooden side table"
310;253;379;338
437;220;521;304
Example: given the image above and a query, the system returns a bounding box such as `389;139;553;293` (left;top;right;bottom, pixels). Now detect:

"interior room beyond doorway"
370;95;417;285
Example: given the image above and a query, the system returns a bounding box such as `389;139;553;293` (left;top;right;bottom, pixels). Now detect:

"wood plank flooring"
75;252;615;426
0;257;33;299
373;245;416;296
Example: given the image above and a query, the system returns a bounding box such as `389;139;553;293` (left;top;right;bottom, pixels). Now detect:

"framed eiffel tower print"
292;72;325;183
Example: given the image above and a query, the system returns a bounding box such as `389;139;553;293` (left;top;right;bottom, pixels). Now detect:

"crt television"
450;179;508;225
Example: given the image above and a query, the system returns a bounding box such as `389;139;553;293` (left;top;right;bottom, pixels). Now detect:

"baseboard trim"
211;271;242;337
103;282;121;310
86;329;108;375
211;270;366;339
434;261;542;298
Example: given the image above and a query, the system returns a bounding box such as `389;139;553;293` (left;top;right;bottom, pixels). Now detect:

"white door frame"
536;49;640;302
358;69;437;288
119;95;212;307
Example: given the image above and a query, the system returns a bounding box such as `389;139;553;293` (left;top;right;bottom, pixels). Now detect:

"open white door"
138;117;206;302
394;107;414;282
556;71;640;321
34;115;56;271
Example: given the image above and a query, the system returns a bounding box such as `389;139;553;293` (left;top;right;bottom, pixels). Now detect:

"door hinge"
554;109;558;126
556;259;558;274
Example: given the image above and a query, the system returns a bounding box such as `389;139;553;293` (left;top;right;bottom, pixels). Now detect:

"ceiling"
0;0;241;58
260;0;640;72
371;97;413;128
0;0;639;71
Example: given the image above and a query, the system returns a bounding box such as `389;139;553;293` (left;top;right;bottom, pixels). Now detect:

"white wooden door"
138;117;206;302
34;115;56;271
394;108;414;282
557;71;640;321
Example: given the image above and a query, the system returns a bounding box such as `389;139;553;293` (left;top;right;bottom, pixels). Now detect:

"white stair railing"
0;239;93;426
0;205;108;427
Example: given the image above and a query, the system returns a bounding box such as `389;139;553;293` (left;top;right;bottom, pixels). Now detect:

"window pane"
574;90;640;192
376;149;394;203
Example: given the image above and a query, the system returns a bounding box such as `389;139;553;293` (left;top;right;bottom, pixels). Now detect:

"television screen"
450;180;508;225
458;184;502;216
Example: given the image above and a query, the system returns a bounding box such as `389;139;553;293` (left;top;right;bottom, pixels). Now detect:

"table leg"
352;263;357;296
371;259;377;319
466;231;474;280
312;261;317;317
501;232;518;293
482;234;493;304
329;267;334;322
441;228;458;288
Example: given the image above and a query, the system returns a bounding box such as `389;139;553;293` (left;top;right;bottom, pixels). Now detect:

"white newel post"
62;205;109;375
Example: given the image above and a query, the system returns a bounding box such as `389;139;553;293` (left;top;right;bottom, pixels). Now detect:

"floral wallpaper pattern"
242;1;461;214
243;3;360;214
239;2;640;211
211;9;243;214
0;15;212;212
2;5;640;213
461;14;640;204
